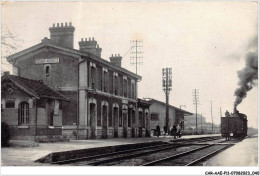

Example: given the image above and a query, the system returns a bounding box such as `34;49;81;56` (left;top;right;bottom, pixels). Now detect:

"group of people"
169;124;182;139
155;124;182;139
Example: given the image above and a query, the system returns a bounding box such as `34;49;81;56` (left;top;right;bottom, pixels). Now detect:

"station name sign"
122;99;128;104
35;58;59;64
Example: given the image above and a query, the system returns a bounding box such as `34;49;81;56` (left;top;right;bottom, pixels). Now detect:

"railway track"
52;142;175;165
171;136;222;144
55;136;225;166
142;143;233;166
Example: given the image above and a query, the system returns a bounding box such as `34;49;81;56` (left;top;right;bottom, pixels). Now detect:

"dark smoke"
234;49;258;108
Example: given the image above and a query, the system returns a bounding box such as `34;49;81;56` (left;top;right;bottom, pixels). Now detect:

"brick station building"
5;22;150;140
1;73;68;141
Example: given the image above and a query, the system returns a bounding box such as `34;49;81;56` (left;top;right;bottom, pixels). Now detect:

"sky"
1;1;258;128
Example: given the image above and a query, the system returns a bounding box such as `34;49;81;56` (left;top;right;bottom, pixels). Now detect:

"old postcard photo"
1;1;258;175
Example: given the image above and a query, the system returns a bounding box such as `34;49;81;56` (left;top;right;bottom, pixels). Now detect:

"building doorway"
145;112;149;137
113;107;119;138
123;112;128;138
131;110;136;137
90;103;96;139
102;105;108;138
138;110;143;137
128;109;131;128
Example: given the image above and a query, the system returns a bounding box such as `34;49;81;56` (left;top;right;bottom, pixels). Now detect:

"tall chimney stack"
109;54;122;67
49;22;75;49
78;37;102;57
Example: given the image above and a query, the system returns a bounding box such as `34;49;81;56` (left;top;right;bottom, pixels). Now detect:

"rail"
142;144;214;166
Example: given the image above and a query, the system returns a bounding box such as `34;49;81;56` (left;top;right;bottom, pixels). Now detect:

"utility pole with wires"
162;68;172;130
201;113;203;134
130;40;143;74
192;89;199;134
211;101;214;133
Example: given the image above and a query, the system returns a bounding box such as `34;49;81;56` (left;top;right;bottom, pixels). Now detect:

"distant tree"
1;28;23;75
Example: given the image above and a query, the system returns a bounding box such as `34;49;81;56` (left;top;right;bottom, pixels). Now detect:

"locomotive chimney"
233;106;239;114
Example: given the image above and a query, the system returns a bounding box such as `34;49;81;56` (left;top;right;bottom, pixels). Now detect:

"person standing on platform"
172;124;177;139
156;125;160;137
163;125;167;137
169;125;173;136
176;124;181;138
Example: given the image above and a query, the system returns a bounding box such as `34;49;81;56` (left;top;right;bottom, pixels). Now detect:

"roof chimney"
49;22;75;48
109;54;122;67
78;37;102;57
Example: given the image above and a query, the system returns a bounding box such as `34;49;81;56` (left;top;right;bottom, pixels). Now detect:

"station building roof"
6;42;142;81
2;74;69;101
146;98;193;116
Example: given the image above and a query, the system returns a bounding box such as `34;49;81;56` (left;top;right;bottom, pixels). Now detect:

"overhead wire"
122;45;135;59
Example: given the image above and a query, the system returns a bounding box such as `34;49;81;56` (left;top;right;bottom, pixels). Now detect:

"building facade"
6;22;150;140
1;73;68;141
146;99;193;135
137;99;151;137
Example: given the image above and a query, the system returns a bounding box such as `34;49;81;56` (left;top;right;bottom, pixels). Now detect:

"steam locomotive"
221;108;247;140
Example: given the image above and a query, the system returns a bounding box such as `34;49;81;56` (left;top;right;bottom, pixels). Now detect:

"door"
102;105;108;138
138;111;143;137
113;107;119;138
131;110;136;137
90;103;96;139
123;112;128;138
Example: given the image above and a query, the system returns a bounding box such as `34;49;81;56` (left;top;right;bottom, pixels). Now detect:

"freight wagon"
221;109;247;140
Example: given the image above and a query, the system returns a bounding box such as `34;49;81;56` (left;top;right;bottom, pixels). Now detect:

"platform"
202;134;258;166
1;134;220;166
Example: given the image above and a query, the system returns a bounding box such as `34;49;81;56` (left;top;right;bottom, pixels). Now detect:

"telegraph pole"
162;68;172;130
130;40;143;137
192;89;199;134
130;40;143;74
211;101;213;133
220;107;222;117
201;113;203;134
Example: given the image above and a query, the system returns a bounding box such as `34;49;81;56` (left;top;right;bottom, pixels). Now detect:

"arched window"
18;102;29;125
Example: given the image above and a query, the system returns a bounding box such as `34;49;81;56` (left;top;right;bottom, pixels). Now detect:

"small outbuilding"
1;72;68;141
145;98;193;135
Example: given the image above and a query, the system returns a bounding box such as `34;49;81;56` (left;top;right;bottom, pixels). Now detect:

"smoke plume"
234;37;258;108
